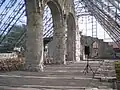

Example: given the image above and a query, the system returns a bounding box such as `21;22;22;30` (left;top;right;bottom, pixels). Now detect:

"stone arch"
25;0;65;70
44;0;63;25
92;41;99;49
67;12;76;29
91;41;99;58
66;12;76;61
44;0;65;64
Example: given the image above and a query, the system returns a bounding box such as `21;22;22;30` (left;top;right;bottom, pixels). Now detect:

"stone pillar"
75;32;81;62
53;25;66;64
67;29;74;61
80;35;84;60
64;21;67;64
66;14;76;62
67;30;76;62
25;0;44;71
98;39;104;58
73;26;76;62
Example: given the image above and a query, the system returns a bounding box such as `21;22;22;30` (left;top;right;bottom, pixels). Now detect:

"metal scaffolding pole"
91;16;97;38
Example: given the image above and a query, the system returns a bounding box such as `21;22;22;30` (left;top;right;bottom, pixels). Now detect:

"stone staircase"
94;60;116;79
0;60;117;90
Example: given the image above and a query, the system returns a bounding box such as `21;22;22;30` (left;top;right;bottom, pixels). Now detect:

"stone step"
44;69;94;73
0;85;116;90
45;66;101;70
0;61;116;90
67;64;102;67
0;73;114;89
95;72;116;76
94;76;116;82
0;76;100;88
0;71;94;77
0;74;98;80
44;68;115;74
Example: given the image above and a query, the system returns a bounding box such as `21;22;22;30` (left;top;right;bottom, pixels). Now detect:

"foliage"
115;61;120;80
0;24;26;52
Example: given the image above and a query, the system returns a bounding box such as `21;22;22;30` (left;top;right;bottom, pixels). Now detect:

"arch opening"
91;41;99;58
43;0;64;64
66;13;76;61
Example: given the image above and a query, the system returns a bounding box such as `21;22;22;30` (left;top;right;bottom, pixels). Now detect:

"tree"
0;24;26;52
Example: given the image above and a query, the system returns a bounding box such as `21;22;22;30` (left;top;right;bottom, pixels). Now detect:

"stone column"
98;39;104;58
73;26;76;62
25;0;44;71
66;17;75;61
53;25;66;64
79;32;83;60
64;21;67;64
67;29;74;61
75;19;81;62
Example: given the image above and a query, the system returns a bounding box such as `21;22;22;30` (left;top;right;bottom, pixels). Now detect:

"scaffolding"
74;0;98;38
0;0;25;44
74;0;120;48
0;0;120;50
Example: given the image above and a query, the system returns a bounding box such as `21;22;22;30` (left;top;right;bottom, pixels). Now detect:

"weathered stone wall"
80;35;115;59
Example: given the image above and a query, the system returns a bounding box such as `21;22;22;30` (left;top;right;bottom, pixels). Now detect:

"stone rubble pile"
0;53;25;71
